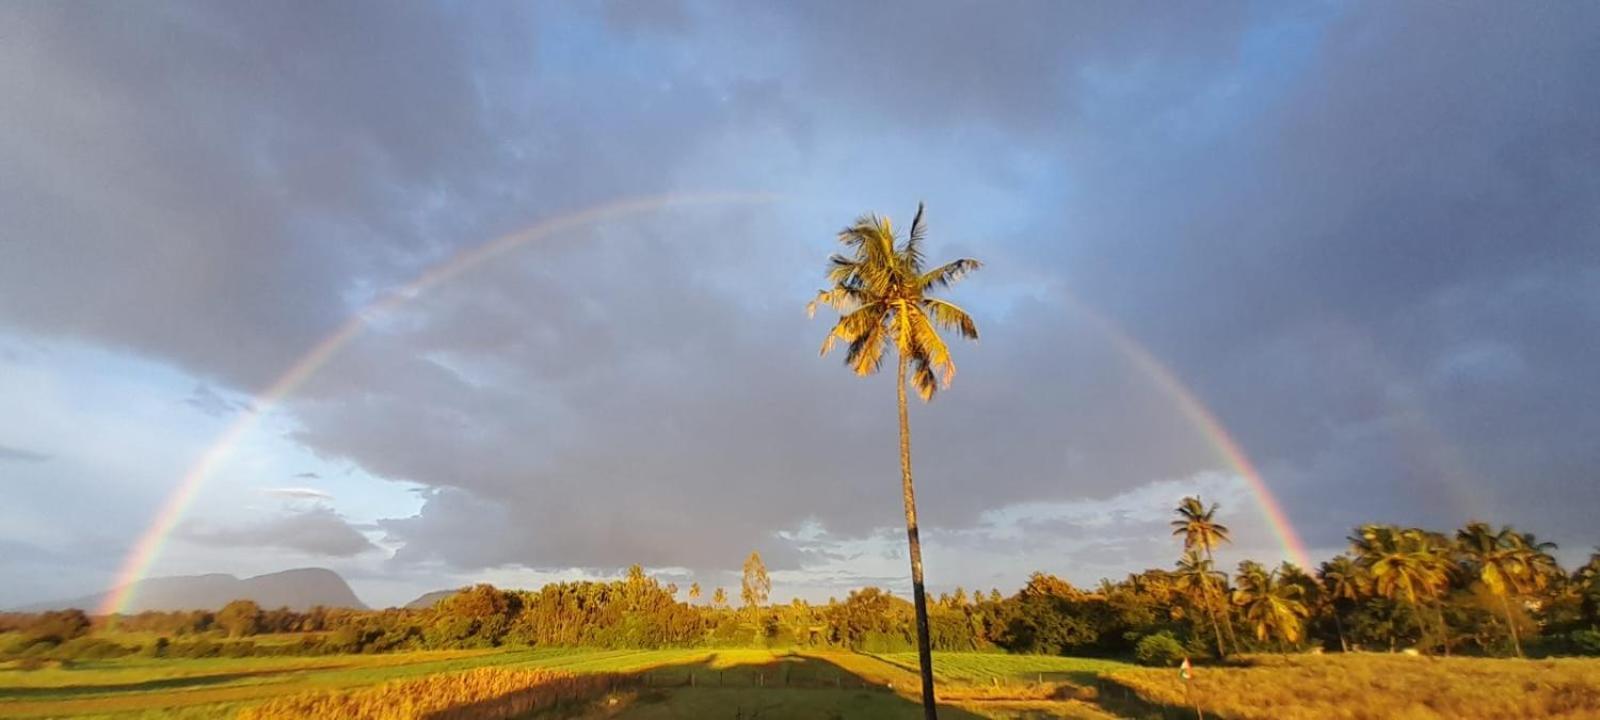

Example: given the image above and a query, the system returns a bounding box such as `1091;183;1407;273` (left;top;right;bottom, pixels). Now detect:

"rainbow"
102;194;1311;613
100;192;781;615
1057;291;1313;569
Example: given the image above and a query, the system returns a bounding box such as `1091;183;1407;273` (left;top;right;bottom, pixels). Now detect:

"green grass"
0;647;635;717
876;651;1131;687
0;647;1130;719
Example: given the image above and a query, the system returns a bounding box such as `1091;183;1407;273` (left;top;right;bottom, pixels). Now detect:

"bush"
1134;632;1187;667
1570;628;1600;656
53;637;134;661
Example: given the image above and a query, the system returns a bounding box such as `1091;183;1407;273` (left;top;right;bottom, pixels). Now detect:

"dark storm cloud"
181;506;378;558
1031;1;1600;547
2;0;1596;589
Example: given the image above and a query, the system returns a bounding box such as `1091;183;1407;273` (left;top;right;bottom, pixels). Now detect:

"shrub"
1570;628;1600;656
53;637;134;661
1134;632;1187;667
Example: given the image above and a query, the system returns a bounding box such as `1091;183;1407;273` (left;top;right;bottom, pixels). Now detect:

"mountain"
402;588;462;610
16;568;367;613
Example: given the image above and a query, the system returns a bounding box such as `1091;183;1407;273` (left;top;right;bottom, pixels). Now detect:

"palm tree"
1233;561;1311;651
1172;496;1236;654
1575;550;1600;621
1415;530;1460;656
1515;531;1562;594
1318;555;1367;652
1350;525;1450;654
1175;550;1229;657
688;582;702;604
809;203;979;719
1456;522;1533;657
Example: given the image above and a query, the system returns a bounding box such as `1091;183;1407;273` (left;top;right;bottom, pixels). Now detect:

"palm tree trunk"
897;354;938;719
1432;600;1451;657
1498;593;1524;658
1205;547;1237;654
1333;610;1348;653
1205;588;1228;659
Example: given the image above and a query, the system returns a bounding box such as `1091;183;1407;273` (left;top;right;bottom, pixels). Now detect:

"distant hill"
16;568;367;613
402;588;463;609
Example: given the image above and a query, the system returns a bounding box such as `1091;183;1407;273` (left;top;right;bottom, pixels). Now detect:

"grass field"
5;648;1600;719
0;648;690;718
1104;653;1600;720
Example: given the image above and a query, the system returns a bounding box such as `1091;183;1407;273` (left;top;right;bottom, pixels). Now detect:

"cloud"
181;506;378;558
184;384;248;418
0;444;50;463
262;487;334;502
1;0;1596;598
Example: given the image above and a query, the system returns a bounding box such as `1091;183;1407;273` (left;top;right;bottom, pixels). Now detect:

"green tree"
1318;555;1366;651
1232;561;1310;650
1171;496;1235;655
741;552;771;608
1350;525;1451;654
1456;522;1536;656
25;609;92;644
216;599;262;638
1175;550;1229;658
809;202;979;719
742;551;771;623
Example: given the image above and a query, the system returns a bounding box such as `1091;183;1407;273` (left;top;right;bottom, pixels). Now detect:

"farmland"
6;646;1600;719
0;648;1121;719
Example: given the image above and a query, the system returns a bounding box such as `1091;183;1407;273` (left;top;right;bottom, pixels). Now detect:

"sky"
1;1;1596;609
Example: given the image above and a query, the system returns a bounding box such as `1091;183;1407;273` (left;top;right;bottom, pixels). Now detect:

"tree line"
5;505;1598;664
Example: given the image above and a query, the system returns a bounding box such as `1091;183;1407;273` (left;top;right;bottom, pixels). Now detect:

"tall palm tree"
810;203;979;719
1175;550;1229;657
1456;522;1533;657
1172;496;1236;654
1233;561;1311;650
1318;555;1367;652
1350;525;1450;654
1415;530;1459;656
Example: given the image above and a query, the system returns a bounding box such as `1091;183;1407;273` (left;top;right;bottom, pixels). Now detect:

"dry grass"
1107;653;1600;720
236;666;619;720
